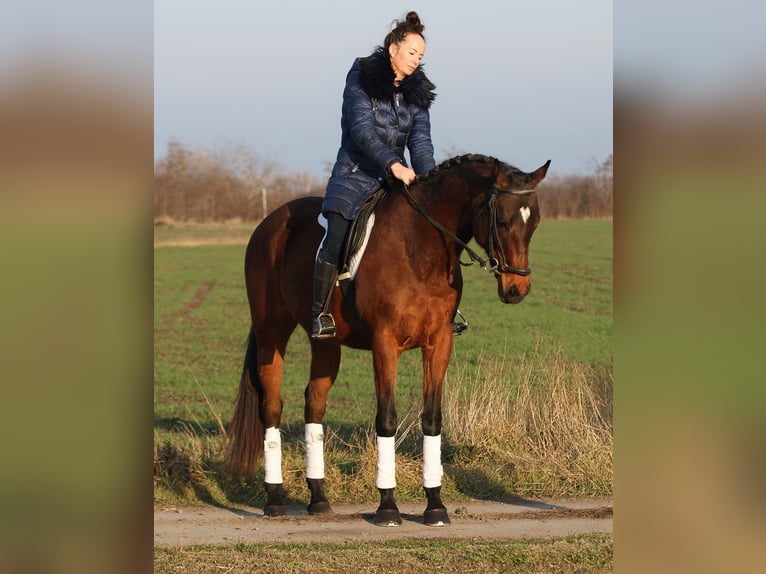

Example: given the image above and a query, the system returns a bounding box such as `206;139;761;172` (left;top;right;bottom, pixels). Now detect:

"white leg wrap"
305;423;325;480
376;435;397;489
263;427;283;484
423;434;443;488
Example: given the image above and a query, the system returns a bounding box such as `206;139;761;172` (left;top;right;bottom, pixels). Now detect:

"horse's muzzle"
498;278;530;304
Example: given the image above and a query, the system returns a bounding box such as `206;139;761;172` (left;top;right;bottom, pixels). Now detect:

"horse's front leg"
372;331;403;526
304;340;341;514
420;328;454;526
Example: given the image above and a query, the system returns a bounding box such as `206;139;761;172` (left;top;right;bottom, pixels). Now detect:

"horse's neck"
368;167;485;280
415;168;484;239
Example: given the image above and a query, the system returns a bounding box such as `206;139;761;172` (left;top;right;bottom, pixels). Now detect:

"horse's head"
473;160;550;304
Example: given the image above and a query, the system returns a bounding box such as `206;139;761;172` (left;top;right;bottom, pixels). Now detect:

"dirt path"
154;498;612;547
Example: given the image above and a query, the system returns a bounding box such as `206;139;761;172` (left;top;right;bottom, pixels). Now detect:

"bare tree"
155;141;612;222
537;154;613;219
154;141;323;222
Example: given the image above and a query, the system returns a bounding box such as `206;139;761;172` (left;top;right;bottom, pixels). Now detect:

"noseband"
482;189;533;277
401;184;534;277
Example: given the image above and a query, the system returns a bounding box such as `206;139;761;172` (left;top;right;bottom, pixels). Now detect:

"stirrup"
311;312;337;339
452;309;468;336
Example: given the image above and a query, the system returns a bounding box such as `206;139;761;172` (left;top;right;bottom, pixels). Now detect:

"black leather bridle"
481;189;534;276
401;184;535;277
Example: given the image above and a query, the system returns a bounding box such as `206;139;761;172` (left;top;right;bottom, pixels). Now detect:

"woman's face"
389;33;426;81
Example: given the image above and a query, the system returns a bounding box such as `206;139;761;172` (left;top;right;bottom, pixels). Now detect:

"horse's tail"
226;327;264;478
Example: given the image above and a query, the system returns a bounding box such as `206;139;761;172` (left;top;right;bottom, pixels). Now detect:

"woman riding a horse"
226;10;551;528
312;11;436;339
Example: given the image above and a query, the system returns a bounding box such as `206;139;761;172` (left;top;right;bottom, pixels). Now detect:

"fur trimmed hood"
358;48;436;109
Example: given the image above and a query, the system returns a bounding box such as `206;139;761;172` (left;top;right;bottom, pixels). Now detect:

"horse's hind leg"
304;340;341;514
257;325;293;517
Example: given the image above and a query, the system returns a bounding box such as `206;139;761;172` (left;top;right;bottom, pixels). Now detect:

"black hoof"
306;478;332;515
263;504;286;517
264;482;286;517
374;507;402;527
307;500;333;514
424;507;451;526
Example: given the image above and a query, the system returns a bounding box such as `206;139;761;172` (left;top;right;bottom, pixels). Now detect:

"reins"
400;183;532;276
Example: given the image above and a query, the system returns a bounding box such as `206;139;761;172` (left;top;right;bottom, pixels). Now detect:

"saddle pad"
316;213;376;282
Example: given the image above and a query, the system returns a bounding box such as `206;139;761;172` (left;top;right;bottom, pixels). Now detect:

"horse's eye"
496;220;510;231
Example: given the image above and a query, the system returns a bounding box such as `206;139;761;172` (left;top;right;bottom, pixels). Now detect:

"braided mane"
382;154;516;190
417;154;499;182
381;153;531;199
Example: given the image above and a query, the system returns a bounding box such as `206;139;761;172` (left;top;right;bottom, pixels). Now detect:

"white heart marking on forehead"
520;206;531;224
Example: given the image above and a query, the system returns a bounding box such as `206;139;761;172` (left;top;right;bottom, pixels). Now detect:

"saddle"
328;186;469;336
336;187;387;289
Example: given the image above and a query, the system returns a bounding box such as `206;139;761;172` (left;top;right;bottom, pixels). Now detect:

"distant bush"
537;155;613;219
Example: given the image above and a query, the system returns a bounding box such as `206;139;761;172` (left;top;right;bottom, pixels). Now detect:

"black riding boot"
311;256;338;339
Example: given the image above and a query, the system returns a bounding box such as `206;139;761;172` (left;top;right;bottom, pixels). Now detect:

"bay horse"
227;154;550;526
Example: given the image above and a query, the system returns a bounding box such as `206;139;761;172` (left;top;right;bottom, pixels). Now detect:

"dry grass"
153;217;256;247
443;343;613;497
155;535;613;573
154;342;612;506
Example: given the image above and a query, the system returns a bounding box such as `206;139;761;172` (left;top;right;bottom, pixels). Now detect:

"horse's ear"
529;160;551;188
492;159;512;190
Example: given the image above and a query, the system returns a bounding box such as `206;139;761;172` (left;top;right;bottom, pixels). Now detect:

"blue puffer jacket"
322;48;436;219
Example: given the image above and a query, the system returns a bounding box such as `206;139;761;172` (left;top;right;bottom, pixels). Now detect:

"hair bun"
383;11;426;51
405;11;424;34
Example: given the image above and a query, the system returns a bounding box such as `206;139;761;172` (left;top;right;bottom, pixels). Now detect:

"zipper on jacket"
393;91;401;134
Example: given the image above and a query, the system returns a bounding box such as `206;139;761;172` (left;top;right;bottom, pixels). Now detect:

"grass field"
154;534;613;573
154;218;612;507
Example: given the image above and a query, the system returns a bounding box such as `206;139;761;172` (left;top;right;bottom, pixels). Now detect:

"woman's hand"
390;162;416;185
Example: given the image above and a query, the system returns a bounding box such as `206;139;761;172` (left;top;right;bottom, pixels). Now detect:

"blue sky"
154;1;613;178
3;2;763;177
